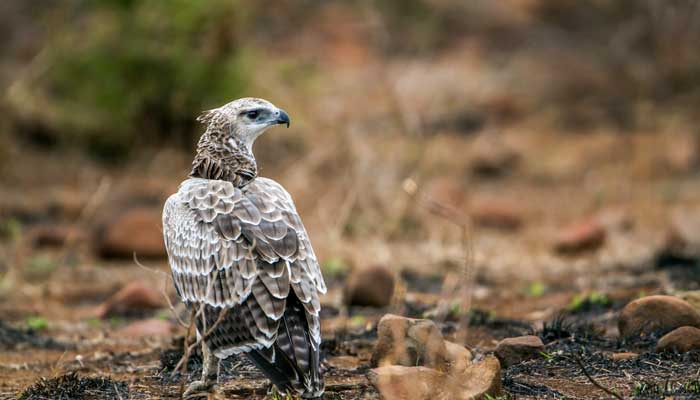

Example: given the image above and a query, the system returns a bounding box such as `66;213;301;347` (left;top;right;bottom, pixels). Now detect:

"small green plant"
87;318;102;328
349;315;366;328
321;257;348;279
109;317;125;328
525;281;547;297
26;316;49;331
24;254;58;280
0;218;22;241
567;291;611;313
156;310;171;321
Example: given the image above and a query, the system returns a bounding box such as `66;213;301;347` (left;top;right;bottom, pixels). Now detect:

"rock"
28;224;84;248
368;356;502;400
371;314;447;371
554;219;606;254
469;134;519;178
495;335;545;368
676;291;700;311
663;209;700;259
665;134;699;174
116;319;177;337
610;352;638;361
619;295;700;338
425;177;467;209
47;189;86;219
368;366;445;400
344;265;395;308
656;326;700;353
95;281;166;318
470;201;523;231
97;207;166;259
444;341;473;374
460;356;503;399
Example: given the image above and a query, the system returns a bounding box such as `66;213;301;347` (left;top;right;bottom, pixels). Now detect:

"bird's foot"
183;380;216;399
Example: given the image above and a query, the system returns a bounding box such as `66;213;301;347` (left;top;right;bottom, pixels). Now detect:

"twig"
177;308;197;397
133;253;189;329
59;176;112;265
172;306;230;374
574;354;624;400
402;178;475;343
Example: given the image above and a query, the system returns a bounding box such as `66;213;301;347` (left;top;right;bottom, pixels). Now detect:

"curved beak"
275;109;290;128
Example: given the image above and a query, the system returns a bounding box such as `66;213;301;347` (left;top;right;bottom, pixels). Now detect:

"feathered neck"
189;133;258;188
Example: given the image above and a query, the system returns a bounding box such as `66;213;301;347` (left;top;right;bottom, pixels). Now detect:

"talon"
184;380;216;399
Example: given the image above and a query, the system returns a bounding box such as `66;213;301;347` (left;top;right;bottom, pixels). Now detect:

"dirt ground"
2;128;700;399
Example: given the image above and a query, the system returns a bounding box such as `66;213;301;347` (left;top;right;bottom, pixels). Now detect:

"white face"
235;106;290;149
220;98;290;151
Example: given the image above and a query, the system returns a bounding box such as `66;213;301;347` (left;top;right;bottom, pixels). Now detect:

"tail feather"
246;292;324;398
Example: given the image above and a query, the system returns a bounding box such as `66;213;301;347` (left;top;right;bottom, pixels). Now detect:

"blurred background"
2;0;700;398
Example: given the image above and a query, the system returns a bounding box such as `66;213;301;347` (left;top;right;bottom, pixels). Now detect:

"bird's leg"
184;334;220;399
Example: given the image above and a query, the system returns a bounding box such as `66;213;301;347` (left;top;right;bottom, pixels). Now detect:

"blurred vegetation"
4;0;700;160
7;0;249;159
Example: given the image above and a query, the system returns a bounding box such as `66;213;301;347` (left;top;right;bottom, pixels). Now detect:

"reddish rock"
98;207;166;259
48;190;86;219
116;319;177;337
425;177;467;209
554;219;606;254
344;265;395;308
619;295;700;338
460;356;503;399
368;356;502;400
656;326;700;353
495;335;545;367
29;224;84;248
469;134;520;178
665;134;699;174
610;352;638;361
95;281;166;318
664;209;700;258
371;314;447;371
368;366;444;400
444;340;473;374
471;201;523;231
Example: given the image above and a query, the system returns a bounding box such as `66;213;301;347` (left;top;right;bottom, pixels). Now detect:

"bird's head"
191;97;290;185
197;97;290;152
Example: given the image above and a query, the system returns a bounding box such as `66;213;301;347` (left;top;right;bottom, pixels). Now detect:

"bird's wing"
162;177;325;345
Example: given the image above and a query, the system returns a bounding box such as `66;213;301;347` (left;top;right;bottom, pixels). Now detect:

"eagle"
162;98;326;398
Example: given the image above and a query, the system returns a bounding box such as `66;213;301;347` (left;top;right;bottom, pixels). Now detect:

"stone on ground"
344;265;395;308
116;318;177;337
97;207;166;259
368;356;502;400
368;366;445;400
95;280;166;318
470;201;523;231
495;335;545;368
656;326;700;353
554;218;606;254
444;340;473;374
618;295;700;338
371;314;447;371
610;352;638;361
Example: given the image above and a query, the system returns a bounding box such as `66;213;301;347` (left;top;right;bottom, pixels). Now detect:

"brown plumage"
162;98;325;398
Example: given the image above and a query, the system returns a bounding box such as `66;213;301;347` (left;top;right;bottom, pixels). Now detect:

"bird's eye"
246;110;259;119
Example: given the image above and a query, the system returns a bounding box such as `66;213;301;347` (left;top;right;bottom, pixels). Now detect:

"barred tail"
246;292;324;399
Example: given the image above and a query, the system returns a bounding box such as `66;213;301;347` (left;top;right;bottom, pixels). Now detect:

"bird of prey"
162;98;326;398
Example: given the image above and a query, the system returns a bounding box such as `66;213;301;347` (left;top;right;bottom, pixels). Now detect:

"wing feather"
163;177;325;354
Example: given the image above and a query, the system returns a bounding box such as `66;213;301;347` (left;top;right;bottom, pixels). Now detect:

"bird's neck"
189;145;258;188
